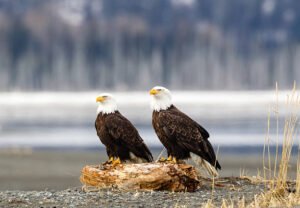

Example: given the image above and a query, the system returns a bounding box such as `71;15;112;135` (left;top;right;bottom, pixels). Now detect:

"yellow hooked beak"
149;89;158;95
96;96;106;102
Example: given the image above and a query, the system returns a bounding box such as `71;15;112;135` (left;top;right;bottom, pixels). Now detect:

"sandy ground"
0;149;297;191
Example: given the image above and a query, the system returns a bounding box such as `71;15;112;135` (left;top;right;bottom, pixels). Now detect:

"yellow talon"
158;156;167;162
112;157;121;166
103;157;114;165
166;156;173;161
158;156;174;163
171;157;178;164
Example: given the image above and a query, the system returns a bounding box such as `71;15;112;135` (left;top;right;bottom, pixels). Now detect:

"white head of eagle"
149;86;172;111
96;93;118;114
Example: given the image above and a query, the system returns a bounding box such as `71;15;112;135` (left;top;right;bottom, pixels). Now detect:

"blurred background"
0;0;299;190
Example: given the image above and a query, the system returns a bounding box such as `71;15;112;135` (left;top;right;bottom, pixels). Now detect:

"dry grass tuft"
237;196;246;208
201;199;215;208
202;82;300;207
251;82;300;208
253;83;300;207
296;143;300;194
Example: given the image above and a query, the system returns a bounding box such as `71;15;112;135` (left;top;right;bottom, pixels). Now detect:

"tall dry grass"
296;143;300;194
202;83;300;208
248;83;300;207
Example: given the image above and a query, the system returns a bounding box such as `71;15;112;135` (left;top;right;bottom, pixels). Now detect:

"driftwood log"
80;163;200;192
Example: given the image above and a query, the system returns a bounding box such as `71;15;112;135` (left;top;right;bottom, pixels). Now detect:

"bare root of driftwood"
80;163;200;192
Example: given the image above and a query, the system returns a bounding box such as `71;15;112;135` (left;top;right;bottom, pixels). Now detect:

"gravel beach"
1;149;296;207
0;177;264;208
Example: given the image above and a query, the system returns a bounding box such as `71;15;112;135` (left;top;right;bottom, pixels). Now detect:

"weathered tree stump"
80;163;200;192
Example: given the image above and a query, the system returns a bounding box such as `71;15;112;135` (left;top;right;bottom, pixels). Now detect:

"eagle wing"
105;113;153;162
158;109;220;169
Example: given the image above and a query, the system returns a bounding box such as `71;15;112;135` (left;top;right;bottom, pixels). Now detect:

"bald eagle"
95;93;153;165
149;86;221;176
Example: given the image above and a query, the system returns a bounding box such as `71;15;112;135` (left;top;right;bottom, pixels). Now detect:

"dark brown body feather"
152;105;221;170
95;111;153;162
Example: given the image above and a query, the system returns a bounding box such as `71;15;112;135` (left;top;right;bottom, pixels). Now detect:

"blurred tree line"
0;0;299;91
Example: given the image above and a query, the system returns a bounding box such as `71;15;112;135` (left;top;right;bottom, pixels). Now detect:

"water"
0;125;279;148
0;91;297;148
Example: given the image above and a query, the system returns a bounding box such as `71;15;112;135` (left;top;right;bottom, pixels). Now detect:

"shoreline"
0;149;298;191
0;177;264;208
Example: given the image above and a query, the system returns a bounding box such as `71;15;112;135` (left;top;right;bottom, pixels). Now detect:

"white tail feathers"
129;152;148;163
191;154;219;177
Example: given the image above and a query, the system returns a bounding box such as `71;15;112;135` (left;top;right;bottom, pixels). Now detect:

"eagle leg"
158;156;173;163
158;156;168;162
112;157;121;167
172;157;178;164
166;155;173;161
167;157;177;164
102;157;114;165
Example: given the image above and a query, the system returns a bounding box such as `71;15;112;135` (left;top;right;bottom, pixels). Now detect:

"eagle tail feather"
130;142;153;163
191;154;219;177
129;152;148;163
